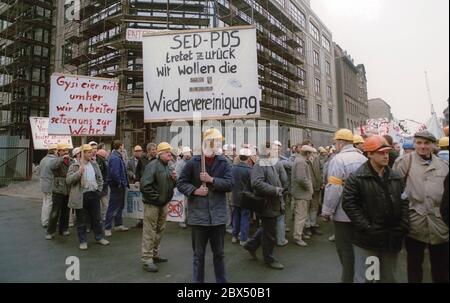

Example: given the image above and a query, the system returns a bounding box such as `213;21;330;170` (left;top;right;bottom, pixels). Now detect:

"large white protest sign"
48;74;119;136
29;117;73;150
143;25;261;122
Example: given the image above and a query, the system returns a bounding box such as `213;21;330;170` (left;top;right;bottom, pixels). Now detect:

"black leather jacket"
342;161;409;252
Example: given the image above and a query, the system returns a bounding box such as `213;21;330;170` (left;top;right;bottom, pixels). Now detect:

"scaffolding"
0;0;54;137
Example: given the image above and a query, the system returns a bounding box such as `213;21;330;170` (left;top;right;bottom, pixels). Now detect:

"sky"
311;0;449;124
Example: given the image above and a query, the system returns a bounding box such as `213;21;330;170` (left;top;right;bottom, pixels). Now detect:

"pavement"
0;194;432;283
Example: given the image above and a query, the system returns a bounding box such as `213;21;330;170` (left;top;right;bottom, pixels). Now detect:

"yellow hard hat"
157;142;172;155
203;128;224;141
57;143;71;150
48;144;58;150
334;129;353;142
81;144;92;152
353;135;365;145
438;136;449;148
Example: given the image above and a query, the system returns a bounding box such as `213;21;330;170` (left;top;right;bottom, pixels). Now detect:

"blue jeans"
232;207;250;242
104;186;125;230
76;192;104;244
191;225;227;283
276;213;286;245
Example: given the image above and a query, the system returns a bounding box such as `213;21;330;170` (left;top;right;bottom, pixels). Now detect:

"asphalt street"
0;195;431;283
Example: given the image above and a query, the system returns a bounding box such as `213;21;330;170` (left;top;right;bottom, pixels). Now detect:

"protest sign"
123;185;186;222
143;25;261;122
48;74;119;136
29;117;73;150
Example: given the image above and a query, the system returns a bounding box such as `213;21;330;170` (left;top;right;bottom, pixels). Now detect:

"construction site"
0;0;338;182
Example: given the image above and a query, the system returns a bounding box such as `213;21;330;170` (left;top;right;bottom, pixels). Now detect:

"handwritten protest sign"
48;74;119;136
143;25;261;122
29;117;73;150
123;185;186;223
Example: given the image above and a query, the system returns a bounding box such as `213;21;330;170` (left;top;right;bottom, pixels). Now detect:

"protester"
437;136;449;163
231;148;253;246
174;146;192;229
383;135;398;168
342;135;409;283
321;129;367;283
353;135;365;153
243;142;286;270
441;173;449;227
306;147;323;237
96;148;109;221
128;145;143;183
393;130;449;283
39;144;57;228
105;140;129;236
140;142;176;273
46;143;72;239
177;128;234;283
223;144;236;234
291;145;315;246
136;143;157;182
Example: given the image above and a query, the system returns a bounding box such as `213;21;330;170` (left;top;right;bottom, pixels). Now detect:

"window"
327;86;332;99
317;104;322;122
289;1;306;28
326;61;331;75
313;51;319;66
299;98;308;117
314;78;320;94
310;21;320;41
298;38;304;55
328;108;333;124
322;35;331;52
298;68;306;86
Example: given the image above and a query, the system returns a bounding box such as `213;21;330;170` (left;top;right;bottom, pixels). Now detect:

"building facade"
334;43;368;131
2;0;339;153
368;97;393;120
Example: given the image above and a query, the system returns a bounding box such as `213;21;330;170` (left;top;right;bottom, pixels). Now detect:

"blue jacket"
107;150;129;188
176;155;234;226
231;161;252;208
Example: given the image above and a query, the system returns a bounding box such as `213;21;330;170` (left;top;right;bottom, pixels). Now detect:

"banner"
48;74;119;136
123;185;186;223
29;117;73;150
143;25;261;122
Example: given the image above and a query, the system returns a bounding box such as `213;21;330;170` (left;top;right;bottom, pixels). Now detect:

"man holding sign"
176;128;234;283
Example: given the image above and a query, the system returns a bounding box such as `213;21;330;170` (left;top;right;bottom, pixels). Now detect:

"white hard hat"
272;140;282;147
239;148;252;157
181;146;192;154
301;145;316;153
72;147;81;157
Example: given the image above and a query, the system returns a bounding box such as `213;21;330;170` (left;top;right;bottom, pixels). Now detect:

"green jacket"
140;158;176;207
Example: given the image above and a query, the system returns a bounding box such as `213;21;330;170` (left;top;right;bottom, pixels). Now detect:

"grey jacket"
291;154;313;200
251;158;285;218
39;154;57;193
66;161;103;209
308;155;323;192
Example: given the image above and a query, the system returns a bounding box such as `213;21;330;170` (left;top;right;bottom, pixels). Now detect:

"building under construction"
1;0;339;156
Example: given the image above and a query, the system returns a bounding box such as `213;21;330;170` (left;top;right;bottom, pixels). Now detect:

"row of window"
316;104;333;124
314;78;332;100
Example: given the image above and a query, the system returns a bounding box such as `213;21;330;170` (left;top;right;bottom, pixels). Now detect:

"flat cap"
414;130;436;143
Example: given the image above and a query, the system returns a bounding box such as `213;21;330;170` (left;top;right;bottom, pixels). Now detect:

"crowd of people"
38;126;449;283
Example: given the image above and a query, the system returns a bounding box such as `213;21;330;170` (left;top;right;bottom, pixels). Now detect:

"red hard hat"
364;135;392;153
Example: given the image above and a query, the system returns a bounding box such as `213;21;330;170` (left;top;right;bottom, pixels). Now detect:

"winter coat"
393;152;449;244
291;154;313;201
39;154;57;193
140;158;176;207
231;161;252;208
127;157;139;183
251;158;285;218
96;155;108;196
66;161;103;209
342;161;409;252
308;155;323;192
106;150;129;188
136;154;156;182
50;157;74;196
176;155;234;226
441;173;449;227
322;145;367;222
